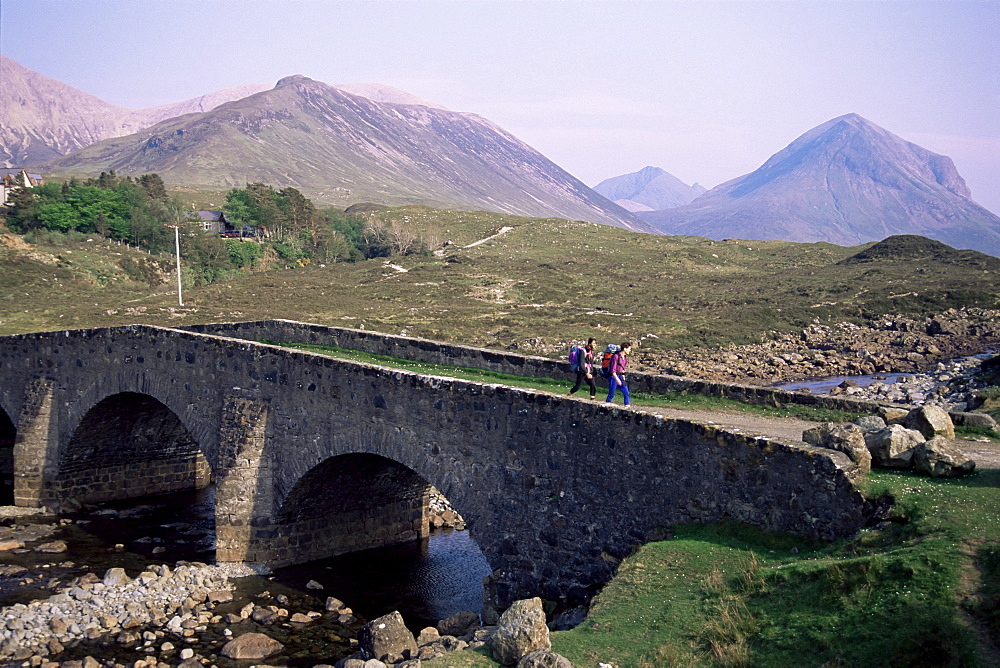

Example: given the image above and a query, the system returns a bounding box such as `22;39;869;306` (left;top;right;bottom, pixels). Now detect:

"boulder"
952;412;999;430
219;632;285;660
358;611;417;663
866;425;925;468
517;650;574;668
879;407;909;425
904;405;955;440
103;568;129;587
436;609;479;637
35;540;68;553
488;597;551;666
802;423;871;473
416;627;440;645
853;416;887;434
912;437;976;478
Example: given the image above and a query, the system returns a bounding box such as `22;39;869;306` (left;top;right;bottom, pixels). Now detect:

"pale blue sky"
3;0;998;212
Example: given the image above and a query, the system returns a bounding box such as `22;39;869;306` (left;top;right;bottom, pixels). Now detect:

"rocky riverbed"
640;307;1000;387
0;488;474;668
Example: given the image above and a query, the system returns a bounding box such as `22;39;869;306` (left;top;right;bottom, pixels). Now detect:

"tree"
137;173;168;201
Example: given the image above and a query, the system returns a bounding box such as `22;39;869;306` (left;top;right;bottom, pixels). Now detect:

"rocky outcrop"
358;611;418;664
808;408;975;478
912;437;977;478
904;405;956;440
803;423;872;474
865;425;925;468
488;597;552;666
517;649;575;667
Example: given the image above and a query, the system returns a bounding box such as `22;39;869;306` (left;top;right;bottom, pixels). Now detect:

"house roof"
188;210;227;222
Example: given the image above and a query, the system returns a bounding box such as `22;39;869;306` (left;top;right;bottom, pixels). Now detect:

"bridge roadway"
0;324;867;617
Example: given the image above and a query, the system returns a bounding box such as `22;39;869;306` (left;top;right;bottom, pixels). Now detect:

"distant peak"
275;75;314;87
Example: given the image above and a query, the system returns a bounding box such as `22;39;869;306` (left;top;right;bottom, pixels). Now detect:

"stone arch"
260;453;439;568
58;392;211;504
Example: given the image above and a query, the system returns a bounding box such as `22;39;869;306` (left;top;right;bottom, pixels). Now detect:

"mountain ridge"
33;73;652;232
0;55;270;166
639;114;1000;256
593;166;706;211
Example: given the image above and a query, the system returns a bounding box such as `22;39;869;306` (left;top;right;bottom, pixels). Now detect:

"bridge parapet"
182;319;888;414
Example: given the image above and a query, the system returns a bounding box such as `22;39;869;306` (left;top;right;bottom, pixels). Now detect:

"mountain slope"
35;74;651;232
639;114;1000;256
0;55;269;167
593;166;706;212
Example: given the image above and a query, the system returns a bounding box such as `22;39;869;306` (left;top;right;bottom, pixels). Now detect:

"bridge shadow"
60;392;212;506
0;406;14;505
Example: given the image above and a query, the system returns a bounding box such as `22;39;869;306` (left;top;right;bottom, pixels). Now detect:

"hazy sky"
3;0;998;212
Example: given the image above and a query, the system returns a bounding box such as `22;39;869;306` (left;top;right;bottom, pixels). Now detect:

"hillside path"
637;405;1000;470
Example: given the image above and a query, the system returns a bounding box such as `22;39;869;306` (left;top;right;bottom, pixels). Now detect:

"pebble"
0;563;233;660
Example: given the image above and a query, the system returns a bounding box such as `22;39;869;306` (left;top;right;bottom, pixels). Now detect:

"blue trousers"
606;376;630;405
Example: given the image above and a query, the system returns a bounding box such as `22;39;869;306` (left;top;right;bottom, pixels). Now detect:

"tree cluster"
2;174;439;286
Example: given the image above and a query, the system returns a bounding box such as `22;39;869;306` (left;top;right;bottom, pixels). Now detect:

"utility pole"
164;224;183;306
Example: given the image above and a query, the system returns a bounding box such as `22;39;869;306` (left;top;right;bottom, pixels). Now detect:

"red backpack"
600;344;621;378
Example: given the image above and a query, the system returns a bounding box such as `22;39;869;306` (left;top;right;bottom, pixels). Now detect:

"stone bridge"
0;324;867;615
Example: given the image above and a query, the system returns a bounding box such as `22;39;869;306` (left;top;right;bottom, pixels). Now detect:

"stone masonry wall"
0;324;868;612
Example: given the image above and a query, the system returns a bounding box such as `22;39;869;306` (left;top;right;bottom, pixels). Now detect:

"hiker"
605;342;632;406
567;338;597;399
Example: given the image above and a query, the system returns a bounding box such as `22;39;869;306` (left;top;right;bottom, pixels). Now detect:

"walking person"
605;342;632;406
567;338;598;400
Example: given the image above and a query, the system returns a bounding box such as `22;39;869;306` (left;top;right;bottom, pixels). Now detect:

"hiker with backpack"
567;337;598;400
604;342;632;406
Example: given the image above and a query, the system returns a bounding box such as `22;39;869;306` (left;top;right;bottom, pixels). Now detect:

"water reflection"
273;528;491;632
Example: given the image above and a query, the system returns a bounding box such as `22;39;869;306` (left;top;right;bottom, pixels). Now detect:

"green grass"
427;470;1000;667
268;341;863;423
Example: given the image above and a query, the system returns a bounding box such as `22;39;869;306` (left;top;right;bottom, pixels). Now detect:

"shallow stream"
0;486;492;663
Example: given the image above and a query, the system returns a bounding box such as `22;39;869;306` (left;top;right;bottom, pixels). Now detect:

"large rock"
517;649;574;667
953;412;999;430
219;632;285;660
488;597;551;666
912;437;976;478
802;423;871;473
904;405;955;440
102;568;129;587
853;416;887;434
436;609;479;637
866;425;925;468
358;610;417;663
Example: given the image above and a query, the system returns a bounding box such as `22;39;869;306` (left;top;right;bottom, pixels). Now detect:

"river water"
773;372;913;395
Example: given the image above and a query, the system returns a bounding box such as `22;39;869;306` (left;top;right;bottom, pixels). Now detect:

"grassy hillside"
3;208;999;354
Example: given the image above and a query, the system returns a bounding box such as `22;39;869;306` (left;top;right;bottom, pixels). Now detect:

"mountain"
639;114;1000;256
33;74;650;232
593;166;706;212
0;55;269;167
